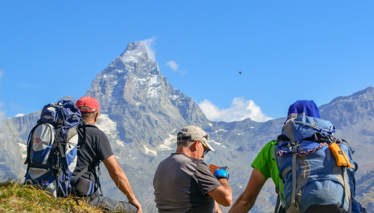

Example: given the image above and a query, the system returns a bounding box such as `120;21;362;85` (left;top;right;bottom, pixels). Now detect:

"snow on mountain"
158;131;176;151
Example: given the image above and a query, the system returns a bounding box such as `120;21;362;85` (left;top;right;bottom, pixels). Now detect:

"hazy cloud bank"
199;97;272;122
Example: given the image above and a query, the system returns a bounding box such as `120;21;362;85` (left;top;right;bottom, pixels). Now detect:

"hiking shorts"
89;195;138;213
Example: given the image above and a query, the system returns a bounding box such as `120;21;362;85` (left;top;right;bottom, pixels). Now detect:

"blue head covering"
286;100;320;122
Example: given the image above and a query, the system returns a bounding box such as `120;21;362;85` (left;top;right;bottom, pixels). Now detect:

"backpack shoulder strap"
24;123;40;164
77;120;87;149
274;193;280;213
338;138;355;154
24;122;42;176
272;143;276;161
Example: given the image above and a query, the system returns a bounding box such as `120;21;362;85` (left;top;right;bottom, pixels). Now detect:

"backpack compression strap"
288;141;302;213
71;120;87;186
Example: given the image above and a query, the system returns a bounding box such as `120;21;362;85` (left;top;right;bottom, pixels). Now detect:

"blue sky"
1;1;373;121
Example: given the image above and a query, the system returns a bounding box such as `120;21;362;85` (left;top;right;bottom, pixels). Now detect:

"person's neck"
85;120;96;125
176;147;192;156
176;148;200;159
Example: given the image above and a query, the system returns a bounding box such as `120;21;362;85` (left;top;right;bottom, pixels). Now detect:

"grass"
0;180;104;213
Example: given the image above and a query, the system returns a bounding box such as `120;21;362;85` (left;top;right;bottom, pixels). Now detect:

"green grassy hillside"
0;180;103;213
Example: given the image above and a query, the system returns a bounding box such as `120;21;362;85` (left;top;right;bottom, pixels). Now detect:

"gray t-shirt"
153;153;222;213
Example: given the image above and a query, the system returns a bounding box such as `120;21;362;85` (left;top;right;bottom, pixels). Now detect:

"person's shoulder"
194;158;210;170
81;124;109;142
262;140;277;150
194;158;207;166
253;140;277;163
160;153;190;164
84;124;105;134
173;153;196;163
157;153;195;172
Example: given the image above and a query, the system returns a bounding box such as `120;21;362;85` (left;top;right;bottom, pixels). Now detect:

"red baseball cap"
76;96;100;113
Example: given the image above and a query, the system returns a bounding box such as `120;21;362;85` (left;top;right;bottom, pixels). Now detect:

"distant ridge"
321;86;374;107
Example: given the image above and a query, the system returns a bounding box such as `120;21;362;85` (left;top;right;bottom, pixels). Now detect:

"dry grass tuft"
0;180;103;213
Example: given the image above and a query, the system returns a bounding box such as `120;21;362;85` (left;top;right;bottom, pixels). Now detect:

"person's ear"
94;112;99;122
194;140;200;151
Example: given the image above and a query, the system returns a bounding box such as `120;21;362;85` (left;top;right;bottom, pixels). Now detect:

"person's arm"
103;155;143;213
228;168;267;213
215;201;223;213
207;178;232;207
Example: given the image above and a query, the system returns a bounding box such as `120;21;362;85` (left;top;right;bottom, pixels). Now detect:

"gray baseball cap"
177;125;215;151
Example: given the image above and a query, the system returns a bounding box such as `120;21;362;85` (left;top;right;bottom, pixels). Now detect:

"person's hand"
129;198;143;213
214;169;229;180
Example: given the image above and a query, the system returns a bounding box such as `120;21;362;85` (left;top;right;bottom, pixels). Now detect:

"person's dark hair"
79;106;98;121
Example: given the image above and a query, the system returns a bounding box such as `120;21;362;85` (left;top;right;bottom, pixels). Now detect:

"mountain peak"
125;42;145;52
120;42;150;63
85;41;207;142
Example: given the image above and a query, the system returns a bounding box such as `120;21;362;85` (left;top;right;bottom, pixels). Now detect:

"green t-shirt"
251;140;283;196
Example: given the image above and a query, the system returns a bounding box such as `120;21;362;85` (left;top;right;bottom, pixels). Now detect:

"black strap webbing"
28;163;51;170
25;124;40;164
72;120;88;187
274;193;281;213
24;123;41;177
71;166;89;186
89;189;100;202
92;163;103;195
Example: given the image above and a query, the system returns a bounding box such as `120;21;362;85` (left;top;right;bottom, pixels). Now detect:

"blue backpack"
24;100;84;197
275;116;365;213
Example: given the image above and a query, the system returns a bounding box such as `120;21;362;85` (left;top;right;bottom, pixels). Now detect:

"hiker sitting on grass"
24;97;142;212
74;96;142;213
153;125;232;213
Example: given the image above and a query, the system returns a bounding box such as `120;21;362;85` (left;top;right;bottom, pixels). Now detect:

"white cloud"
166;60;187;74
199;97;272;122
15;113;25;117
166;60;179;71
139;37;157;61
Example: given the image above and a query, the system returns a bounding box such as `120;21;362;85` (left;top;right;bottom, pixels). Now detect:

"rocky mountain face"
1;42;373;212
356;170;374;210
320;87;374;174
86;42;207;147
1;111;40;180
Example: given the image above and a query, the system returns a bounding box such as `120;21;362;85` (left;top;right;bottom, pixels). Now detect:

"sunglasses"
199;139;210;157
